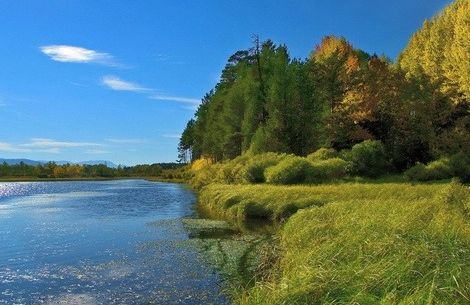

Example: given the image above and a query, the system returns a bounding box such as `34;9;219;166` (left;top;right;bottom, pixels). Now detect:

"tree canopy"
179;1;470;171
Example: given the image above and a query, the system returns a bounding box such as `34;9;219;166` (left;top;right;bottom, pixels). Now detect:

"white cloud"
102;75;149;92
106;138;146;144
0;142;30;153
21;138;103;149
149;95;200;105
0;139;105;155
40;45;116;65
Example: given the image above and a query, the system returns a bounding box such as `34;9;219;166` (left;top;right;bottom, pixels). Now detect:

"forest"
0;162;182;179
175;2;470;304
179;0;470;174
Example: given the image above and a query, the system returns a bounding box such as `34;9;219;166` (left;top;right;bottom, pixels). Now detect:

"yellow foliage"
191;157;213;171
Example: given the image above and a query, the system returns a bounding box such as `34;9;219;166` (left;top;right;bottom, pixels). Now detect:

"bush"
405;154;470;182
215;155;250;184
307;158;350;182
346;140;388;178
449;152;470;183
403;162;428;181
307;148;339;162
190;164;221;189
243;153;287;183
191;157;213;171
265;156;313;184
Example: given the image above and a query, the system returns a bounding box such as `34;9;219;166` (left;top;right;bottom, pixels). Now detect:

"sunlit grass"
198;181;470;304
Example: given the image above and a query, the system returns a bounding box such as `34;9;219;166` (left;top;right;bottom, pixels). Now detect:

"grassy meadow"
195;180;470;304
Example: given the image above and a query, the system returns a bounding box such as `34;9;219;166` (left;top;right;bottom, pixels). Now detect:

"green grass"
198;182;446;222
197;181;470;304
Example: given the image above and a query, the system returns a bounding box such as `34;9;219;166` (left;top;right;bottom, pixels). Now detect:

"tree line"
179;0;470;172
0;162;182;178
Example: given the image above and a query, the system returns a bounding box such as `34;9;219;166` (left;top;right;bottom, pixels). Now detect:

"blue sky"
0;0;452;165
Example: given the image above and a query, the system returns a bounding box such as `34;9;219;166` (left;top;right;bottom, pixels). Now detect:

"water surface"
0;180;227;304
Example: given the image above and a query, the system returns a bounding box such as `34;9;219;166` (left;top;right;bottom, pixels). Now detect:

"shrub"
425;158;453;179
191;157;213;171
403;162;428;181
307;158;350;182
243;153;287;183
265;156;313;185
404;155;470;182
215;156;248;184
307;148;339;162
190;163;222;189
346;140;388;178
449;152;470;183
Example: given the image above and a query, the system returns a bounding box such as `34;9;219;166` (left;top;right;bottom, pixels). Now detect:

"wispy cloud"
0;138;105;154
102;75;149;92
21;138;103;149
0;142;30;153
40;45;118;66
149;95;200;105
106;138;146;144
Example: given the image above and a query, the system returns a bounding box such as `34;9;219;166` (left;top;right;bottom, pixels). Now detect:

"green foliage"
345;140;388;177
449;152;470;183
306;147;338;162
404;158;452;181
0;161;184;179
405;153;470;182
179;1;470;183
307;158;350;182
180;32;467;172
265;156;313;184
242;153;287;183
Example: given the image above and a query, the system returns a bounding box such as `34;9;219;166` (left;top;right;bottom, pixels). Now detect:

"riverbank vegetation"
0;161;185;180
173;1;470;304
195;182;470;305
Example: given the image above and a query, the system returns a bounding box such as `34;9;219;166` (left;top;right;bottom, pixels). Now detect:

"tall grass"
198;182;470;305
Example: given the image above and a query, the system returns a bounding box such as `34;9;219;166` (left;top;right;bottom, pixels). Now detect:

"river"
0;180;227;304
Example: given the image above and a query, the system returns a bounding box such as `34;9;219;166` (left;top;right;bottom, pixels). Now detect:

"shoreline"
0;176;186;183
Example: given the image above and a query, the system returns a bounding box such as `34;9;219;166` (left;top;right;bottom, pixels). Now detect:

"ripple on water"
0;180;227;305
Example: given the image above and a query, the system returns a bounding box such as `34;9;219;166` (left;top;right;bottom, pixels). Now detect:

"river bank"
0;176;185;183
192;181;470;305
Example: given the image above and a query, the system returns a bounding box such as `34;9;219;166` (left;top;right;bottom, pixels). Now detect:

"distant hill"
0;158;118;168
78;160;118;168
0;158;42;166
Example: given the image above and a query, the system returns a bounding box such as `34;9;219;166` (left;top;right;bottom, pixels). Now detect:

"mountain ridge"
0;158;119;168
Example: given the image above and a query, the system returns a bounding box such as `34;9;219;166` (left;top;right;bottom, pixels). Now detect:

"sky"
0;0;452;165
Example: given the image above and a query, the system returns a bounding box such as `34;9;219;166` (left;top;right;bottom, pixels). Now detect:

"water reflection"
0;180;227;304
